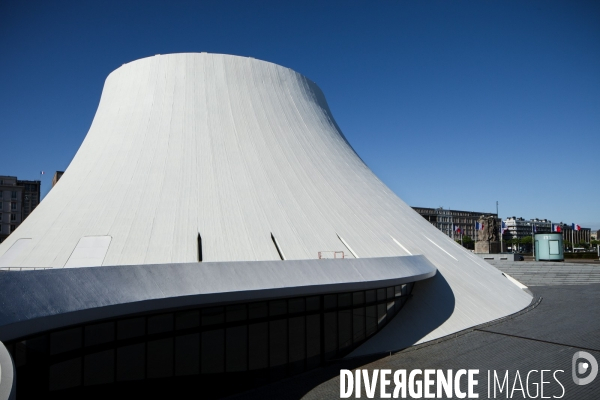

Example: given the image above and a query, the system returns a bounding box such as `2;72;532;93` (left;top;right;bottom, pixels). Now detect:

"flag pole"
497;201;503;253
532;223;535;257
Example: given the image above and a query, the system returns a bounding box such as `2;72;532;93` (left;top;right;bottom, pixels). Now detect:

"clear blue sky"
1;0;598;229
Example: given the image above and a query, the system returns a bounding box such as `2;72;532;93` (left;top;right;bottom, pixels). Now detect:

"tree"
505;237;521;252
591;240;599;248
564;240;572;250
459;235;474;250
578;240;590;250
520;236;532;252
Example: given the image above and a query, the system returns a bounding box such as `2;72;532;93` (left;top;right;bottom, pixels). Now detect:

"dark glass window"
324;294;337;310
288;316;305;375
13;343;26;368
24;335;47;355
324;312;337;360
377;303;387;327
249;302;268;320
306;296;320;311
117;317;145;340
175;333;200;376
394;285;402;297
387;287;394;299
306;314;321;369
226;326;247;372
49;358;81;391
366;305;377;336
338;293;352;308
352;291;365;305
175;310;199;330
366;290;376;304
50;327;82;355
391;301;399;317
148;313;173;335
202;307;225;326
269;300;287;316
288;298;305;314
269;319;287;368
85;322;114;347
226;304;247;323
117;343;145;381
248;322;268;371
338;309;352;351
395;296;403;313
353;307;366;344
84;350;114;386
147;338;173;378
201;329;224;373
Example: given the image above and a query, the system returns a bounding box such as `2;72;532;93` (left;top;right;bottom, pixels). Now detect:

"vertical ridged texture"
0;53;532;346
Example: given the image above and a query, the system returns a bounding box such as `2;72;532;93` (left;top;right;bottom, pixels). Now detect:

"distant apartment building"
503;217;551;240
0;176;40;243
52;171;64;187
503;216;591;245
560;224;591;246
412;206;497;240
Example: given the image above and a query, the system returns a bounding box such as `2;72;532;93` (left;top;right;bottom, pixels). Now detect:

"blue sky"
1;0;598;228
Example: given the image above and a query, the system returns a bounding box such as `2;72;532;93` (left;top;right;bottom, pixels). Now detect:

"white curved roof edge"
502;272;528;289
0;255;435;342
112;52;316;83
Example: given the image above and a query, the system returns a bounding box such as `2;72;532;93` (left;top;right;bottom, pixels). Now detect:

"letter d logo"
572;351;598;385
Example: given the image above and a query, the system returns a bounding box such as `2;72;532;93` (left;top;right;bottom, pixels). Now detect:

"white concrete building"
0;53;531;399
504;217;552;241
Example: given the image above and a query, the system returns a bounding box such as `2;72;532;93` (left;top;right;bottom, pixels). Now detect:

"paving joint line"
473;329;600;353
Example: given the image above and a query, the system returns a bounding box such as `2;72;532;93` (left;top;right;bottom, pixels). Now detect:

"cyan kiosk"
534;233;564;261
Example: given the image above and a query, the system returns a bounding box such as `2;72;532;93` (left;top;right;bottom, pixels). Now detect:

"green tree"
458;235;474;250
520;236;532;252
578;240;590;250
505;237;521;252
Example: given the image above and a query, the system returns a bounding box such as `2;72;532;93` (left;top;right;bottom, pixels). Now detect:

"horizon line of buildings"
412;207;596;245
1;173;596;246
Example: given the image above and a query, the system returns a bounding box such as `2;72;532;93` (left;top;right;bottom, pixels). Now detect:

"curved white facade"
1;52;448;266
0;53;531;348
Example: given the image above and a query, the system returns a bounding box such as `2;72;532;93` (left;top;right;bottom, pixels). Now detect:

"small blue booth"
534;233;564;261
